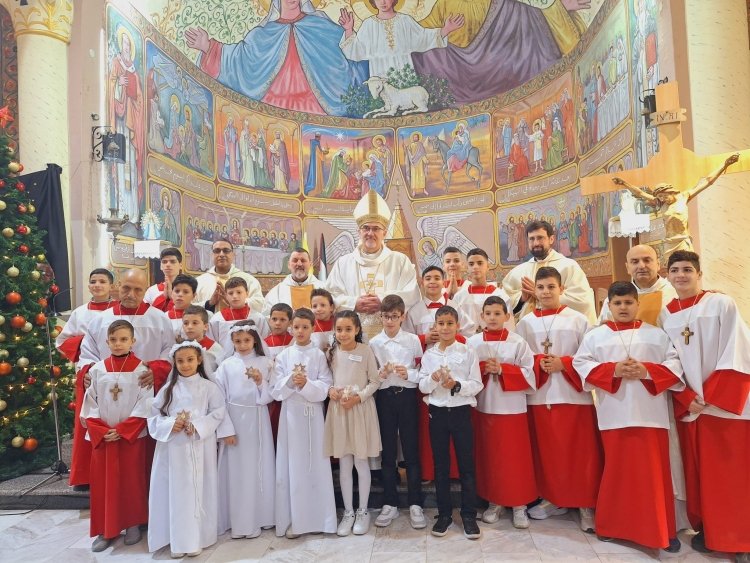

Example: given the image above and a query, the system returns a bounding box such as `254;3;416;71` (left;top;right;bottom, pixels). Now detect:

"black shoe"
431;515;453;537
597;535;614;542
691;531;711;553
462;515;481;540
72;484;89;492
664;538;681;553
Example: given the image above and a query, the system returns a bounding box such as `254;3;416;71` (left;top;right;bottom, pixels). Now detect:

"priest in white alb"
326;190;420;338
503;220;596;324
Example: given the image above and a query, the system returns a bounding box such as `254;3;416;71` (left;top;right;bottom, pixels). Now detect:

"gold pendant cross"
542;338;553;355
681;326;694;345
110;383;122;402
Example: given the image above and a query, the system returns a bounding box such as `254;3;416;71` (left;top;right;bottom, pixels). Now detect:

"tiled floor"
0;508;735;562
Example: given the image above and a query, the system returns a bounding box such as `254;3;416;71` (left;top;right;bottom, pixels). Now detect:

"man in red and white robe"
659;250;750;557
143;247;183;312
574;283;683;551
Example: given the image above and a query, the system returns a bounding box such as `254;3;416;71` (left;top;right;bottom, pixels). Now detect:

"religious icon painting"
145;41;215;179
215;96;300;195
397;114;492;199
573;4;631;156
144;182;182;247
497;185;612;267
300;125;395;201
106;6;146;230
493;73;576;187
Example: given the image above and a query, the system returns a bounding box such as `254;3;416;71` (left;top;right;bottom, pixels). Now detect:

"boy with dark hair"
453;248;514;332
468;296;537;529
165;274;199;335
145;247;183;311
181;304;223;379
659;250;750;559
442;246;466;298
370;294;425;529
265;302;294;442
574;282;684;552
516;266;601;532
208;276;269;352
419;305;483;540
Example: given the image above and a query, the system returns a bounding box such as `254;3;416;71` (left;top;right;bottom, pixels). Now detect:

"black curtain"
19;164;71;311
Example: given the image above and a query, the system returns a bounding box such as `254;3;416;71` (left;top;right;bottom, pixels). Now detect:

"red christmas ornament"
0;179;5;189
67;401;76;411
16;224;28;235
15;181;25;192
17;204;26;214
34;313;47;326
18;244;28;254
50;284;60;294
5;292;21;305
0;362;11;376
26;376;36;385
10;315;25;328
22;437;38;452
37;297;48;308
51;365;62;377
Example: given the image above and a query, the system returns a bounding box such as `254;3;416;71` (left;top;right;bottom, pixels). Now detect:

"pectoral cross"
541;338;553;355
109;383;122;402
681;326;694;345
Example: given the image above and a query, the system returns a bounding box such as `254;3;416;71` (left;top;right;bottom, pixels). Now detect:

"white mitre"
354;189;391;228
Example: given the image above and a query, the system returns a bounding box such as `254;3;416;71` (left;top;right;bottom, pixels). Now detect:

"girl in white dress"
148;341;226;558
215;321;276;539
324;311;382;537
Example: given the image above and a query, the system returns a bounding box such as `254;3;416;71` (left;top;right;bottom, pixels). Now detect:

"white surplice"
55;302;112;353
215;352;276;536
207;309;270;357
452;284;516;332
403;297;477;341
147;375;226;554
271;342;336;536
502;249;597;324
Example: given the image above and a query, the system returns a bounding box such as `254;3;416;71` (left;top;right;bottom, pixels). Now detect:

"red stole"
467;284;497;294
221;306;250;321
265;333;294;347
314;318;334;333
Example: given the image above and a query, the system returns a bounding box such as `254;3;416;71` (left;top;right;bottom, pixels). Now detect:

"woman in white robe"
148;342;226;557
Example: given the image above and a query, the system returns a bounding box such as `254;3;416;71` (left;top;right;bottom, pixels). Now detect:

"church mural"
630;0;660;166
145;41;214;178
397;115;491;198
216;98;300;194
498;188;613;266
0;5;18;149
300;125;395;199
107;6;146;225
103;0;667;287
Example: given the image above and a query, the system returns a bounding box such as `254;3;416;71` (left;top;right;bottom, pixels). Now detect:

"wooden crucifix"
581;81;750;259
110;382;122;402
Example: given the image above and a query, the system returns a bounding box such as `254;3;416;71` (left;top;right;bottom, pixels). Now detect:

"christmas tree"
0;106;75;480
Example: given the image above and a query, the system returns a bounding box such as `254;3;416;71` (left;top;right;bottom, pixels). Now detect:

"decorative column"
1;0;74;280
683;0;750;317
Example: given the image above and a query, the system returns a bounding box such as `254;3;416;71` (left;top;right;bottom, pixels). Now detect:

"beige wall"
682;0;750;318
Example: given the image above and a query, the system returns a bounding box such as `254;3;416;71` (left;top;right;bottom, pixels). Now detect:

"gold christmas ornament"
11;436;24;448
7;266;19;277
8;162;20;173
2;227;13;238
37;254;45;262
16;356;29;367
0;399;6;411
28;204;35;213
0;315;4;325
0;200;6;211
22;322;32;332
0;350;8;358
30;271;40;281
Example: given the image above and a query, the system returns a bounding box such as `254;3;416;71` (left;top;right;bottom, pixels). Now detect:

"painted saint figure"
269;131;291;193
304;133;329;197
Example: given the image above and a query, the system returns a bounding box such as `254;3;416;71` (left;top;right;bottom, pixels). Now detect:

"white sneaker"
187;549;202;557
528;499;568;520
579;508;595;533
230;533;245;539
337;510;356;536
409;505;427;529
285;527;300;539
353;508;371;535
512;506;530;529
375;505;399;527
482;503;506;524
170;552;186;559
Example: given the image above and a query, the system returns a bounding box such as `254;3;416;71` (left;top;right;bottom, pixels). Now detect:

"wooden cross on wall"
581;81;750;196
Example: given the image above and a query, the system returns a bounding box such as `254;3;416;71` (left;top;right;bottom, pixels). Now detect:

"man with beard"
599;245;677;326
502;220;596;323
264;248;323;313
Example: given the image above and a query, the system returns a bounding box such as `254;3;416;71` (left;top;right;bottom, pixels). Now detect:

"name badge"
348;354;363;363
449;355;464;365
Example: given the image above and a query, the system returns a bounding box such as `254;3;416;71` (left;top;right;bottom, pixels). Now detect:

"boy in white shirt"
419;305;483;540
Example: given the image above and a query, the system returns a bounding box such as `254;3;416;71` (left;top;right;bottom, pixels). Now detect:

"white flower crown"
169;340;205;360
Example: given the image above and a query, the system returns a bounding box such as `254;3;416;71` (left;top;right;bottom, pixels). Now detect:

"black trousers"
376;387;422;507
429;404;477;518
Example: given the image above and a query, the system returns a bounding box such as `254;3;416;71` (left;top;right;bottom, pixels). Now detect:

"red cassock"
86;417;149;538
528;355;603;509
264;333;295;444
473;363;537;506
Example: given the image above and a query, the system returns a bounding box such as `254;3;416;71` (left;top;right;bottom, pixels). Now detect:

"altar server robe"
403;297;476;346
467;330;537;507
452;284;515;332
81;356;153;539
216;352;276;536
147;374;226;554
574;321;684;549
271;342;337;536
502;250;596;324
516;307;603;508
659;291;750;553
207;305;269;354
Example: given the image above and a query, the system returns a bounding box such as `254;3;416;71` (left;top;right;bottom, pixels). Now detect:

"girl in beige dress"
324;311;381;537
